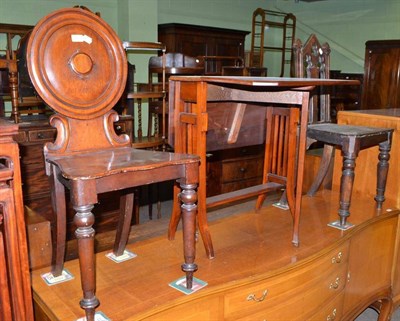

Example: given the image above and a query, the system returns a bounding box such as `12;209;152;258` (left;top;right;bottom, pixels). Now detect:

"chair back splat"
293;34;331;123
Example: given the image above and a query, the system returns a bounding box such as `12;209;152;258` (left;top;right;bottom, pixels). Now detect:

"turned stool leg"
375;137;392;209
179;183;198;289
337;143;359;229
74;204;99;321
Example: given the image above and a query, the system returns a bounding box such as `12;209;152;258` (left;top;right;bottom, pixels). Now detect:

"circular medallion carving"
27;8;127;119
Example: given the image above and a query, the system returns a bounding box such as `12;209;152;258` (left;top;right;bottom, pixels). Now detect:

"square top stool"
307;123;393;230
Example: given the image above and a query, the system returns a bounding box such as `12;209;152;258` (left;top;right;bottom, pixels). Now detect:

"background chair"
293;34;393;229
129;52;205;220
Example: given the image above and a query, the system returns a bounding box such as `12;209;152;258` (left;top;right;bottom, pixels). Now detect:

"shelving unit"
250;8;296;77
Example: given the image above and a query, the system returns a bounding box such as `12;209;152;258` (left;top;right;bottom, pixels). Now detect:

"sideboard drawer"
224;242;350;320
306;292;344;320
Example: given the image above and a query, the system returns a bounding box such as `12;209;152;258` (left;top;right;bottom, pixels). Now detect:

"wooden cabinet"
158;23;249;75
206;145;264;197
147;211;397;321
224;243;349;320
0;118;34;320
361;40;400;110
330;70;363;121
31;191;400;320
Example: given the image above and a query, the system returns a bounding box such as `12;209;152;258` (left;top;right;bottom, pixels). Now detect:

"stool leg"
113;191;134;256
179;182;198;289
375;139;392;209
74;204;99;321
338;147;358;228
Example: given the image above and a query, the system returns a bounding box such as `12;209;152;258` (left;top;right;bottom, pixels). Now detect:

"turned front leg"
74;204;99;321
179;183;198;289
338;149;358;227
375;138;392;209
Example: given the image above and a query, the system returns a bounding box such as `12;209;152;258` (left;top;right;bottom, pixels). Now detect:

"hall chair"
293;34;393;229
26;8;200;320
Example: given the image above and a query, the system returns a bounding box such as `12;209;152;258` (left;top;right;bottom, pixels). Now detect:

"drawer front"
305;292;344;321
224;242;349;320
222;156;263;183
28;129;56;142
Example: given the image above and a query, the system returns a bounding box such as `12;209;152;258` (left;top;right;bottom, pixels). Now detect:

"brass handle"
329;277;340;290
327;308;337;320
240;167;246;173
37;133;44;139
247;290;268;302
115;125;122;131
331;252;342;264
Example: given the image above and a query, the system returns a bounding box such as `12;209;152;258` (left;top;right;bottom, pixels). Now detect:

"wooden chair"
148;52;205;145
26;8;200;321
293;34;393;229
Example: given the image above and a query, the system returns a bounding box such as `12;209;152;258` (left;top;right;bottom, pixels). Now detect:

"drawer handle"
246;290;268;302
327;308;337;320
239;167;246;173
331;251;342;264
115;125;122;131
329;277;340;290
37;133;44;139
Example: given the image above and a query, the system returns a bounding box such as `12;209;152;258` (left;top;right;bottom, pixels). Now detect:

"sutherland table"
168;76;360;258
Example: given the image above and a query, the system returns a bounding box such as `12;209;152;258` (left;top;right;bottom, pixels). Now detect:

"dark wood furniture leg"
375;138;392;209
114;191;134;256
338;143;358;227
49;165;67;277
74;203;98;320
307;144;334;196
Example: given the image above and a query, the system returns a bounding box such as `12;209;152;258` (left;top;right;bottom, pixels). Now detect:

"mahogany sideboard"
31;191;400;320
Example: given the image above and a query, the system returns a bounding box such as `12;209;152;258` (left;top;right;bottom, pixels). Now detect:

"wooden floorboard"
32;190;398;320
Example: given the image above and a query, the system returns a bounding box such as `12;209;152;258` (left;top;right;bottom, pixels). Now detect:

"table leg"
74;203;99;321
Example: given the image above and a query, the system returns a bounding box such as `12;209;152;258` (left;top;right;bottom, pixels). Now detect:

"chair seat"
47;147;198;179
307;123;392;148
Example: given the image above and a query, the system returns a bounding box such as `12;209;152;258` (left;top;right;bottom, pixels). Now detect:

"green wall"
1;0;399;74
1;0;398;134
